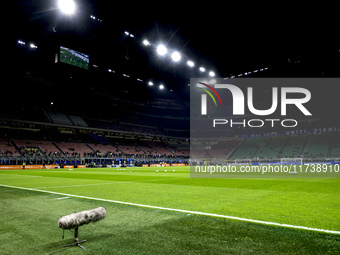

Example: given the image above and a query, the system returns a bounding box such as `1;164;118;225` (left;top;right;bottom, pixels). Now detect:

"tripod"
49;227;87;255
60;227;87;250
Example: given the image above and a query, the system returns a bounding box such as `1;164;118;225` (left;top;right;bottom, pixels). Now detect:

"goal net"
234;159;252;165
225;160;236;165
280;158;303;165
280;158;303;174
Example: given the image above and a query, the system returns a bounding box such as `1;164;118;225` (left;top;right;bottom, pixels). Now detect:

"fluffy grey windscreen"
58;207;107;229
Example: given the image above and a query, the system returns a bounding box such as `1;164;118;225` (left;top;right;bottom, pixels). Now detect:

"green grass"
0;166;340;254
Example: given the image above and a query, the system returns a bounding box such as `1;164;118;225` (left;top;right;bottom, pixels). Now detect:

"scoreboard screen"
59;46;89;70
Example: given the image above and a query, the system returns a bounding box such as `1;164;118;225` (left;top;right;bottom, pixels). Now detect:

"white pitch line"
0;183;339;235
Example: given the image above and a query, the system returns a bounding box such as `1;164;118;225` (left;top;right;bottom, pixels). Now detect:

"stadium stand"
0;138;16;156
278;135;308;158
14;139;59;156
47;112;88;127
253;136;286;160
47;112;73;126
55;141;94;157
116;145;145;156
224;133;340;162
210;140;241;158
87;143;118;157
230;137;270;160
303;133;332;159
329;133;340;158
69;115;88;127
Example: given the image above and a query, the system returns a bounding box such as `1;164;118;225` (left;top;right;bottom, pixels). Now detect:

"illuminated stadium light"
18;40;25;45
124;31;130;36
199;67;206;72
129;34;134;38
148;81;154;86
58;0;76;15
143;39;151;46
30;43;38;49
171;51;181;62
156;44;167;56
187;60;195;67
209;71;215;77
159;84;165;90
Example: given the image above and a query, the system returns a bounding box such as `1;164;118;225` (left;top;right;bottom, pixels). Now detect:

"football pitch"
0;166;339;254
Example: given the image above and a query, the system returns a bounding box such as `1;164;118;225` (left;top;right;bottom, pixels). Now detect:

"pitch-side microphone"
58;206;107;230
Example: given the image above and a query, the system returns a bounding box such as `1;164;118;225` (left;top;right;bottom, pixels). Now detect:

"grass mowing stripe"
36;182;115;189
1;183;339;236
55;196;70;200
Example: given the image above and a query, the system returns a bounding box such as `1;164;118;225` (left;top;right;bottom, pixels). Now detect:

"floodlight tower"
53;0;76;32
157;44;167;56
58;0;76;15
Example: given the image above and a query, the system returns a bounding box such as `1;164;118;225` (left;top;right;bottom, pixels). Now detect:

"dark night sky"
5;1;340;97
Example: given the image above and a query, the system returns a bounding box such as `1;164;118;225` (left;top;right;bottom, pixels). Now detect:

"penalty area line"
0;183;339;235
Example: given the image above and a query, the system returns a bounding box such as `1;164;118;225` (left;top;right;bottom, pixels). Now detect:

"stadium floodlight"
171;51;181;62
209;71;215;77
30;43;38;49
156;44;167;56
148;81;154;86
159;84;165;90
58;0;76;15
187;60;195;67
199;67;206;72
143;39;151;46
